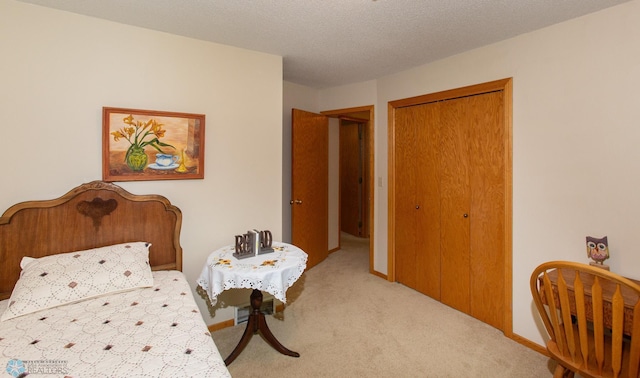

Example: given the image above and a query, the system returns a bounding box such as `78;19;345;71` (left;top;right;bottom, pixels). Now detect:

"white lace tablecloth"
197;242;307;306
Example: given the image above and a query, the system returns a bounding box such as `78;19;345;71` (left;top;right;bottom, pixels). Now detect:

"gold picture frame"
102;107;205;182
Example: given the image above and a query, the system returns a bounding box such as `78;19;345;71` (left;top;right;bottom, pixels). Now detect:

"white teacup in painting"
155;153;178;167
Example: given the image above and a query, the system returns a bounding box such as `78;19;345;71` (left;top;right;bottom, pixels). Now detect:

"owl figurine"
586;236;609;265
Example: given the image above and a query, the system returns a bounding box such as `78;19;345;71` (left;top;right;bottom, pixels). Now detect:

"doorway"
321;106;374;274
339;118;368;238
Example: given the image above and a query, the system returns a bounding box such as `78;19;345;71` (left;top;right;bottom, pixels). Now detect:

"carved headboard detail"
0;181;183;300
77;198;118;230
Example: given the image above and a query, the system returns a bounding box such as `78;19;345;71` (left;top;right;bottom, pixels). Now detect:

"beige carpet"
212;233;556;377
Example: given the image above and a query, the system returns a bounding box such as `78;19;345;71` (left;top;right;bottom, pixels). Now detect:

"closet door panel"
394;106;419;290
468;92;505;329
415;102;441;299
439;98;471;313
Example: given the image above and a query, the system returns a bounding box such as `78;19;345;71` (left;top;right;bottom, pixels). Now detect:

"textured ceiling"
17;0;630;89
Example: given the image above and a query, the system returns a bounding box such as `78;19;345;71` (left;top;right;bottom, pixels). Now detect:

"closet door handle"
463;213;468;218
415;205;420;209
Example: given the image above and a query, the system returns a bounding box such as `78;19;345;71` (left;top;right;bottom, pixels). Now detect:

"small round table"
197;242;307;365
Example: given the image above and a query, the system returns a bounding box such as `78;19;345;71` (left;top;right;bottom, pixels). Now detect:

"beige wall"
309;0;640;346
0;0;283;325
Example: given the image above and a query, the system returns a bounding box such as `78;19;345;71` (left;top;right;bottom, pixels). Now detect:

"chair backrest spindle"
556;270;577;361
573;272;589;370
630;302;640;376
592;276;605;374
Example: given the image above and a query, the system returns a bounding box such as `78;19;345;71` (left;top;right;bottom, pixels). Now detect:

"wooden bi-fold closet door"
393;87;506;331
394;102;442;300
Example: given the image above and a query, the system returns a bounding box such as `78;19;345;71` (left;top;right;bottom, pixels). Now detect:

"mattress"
0;270;230;378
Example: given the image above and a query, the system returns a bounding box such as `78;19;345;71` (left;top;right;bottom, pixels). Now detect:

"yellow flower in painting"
110;114;175;165
152;124;166;138
124;126;136;137
110;130;125;141
123;114;135;125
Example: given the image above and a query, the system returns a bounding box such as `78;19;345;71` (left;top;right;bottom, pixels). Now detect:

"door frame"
321;105;376;276
387;78;513;335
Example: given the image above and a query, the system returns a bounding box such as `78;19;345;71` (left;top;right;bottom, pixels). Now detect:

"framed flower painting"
102;107;205;181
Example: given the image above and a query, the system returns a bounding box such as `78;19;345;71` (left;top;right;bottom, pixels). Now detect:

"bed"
0;181;230;378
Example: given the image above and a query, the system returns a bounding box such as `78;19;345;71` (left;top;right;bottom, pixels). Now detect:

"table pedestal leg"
224;289;300;366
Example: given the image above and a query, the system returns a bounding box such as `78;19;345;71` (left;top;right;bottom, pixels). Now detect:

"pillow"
1;242;153;321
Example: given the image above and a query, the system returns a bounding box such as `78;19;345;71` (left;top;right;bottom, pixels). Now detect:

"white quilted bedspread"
0;271;230;378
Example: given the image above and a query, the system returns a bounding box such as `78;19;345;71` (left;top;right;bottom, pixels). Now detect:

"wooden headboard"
0;181;182;300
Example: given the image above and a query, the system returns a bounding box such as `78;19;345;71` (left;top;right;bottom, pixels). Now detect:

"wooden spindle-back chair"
530;261;640;378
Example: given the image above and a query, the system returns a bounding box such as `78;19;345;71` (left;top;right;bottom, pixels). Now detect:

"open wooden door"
291;109;328;270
